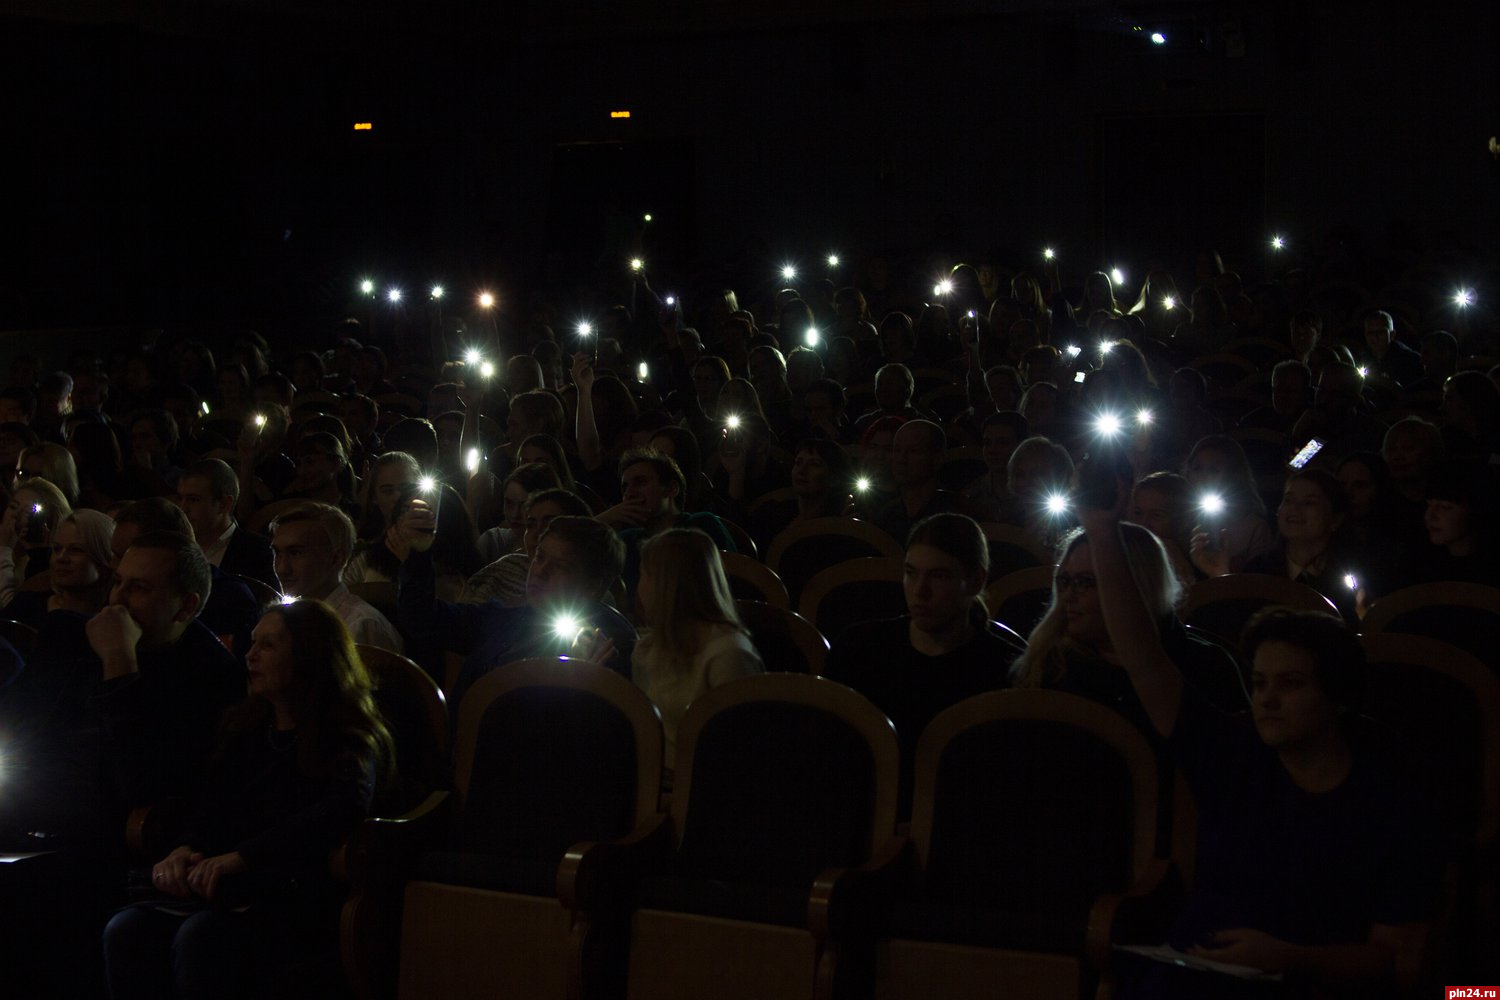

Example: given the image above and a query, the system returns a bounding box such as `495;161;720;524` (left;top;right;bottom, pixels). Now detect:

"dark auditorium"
1;1;1497;997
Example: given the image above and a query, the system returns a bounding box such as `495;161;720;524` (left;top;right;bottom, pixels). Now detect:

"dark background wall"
2;0;1496;333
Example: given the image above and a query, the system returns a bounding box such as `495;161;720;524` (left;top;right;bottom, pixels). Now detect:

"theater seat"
340;656;663;1000
874;690;1181;1000
566;673;902;1000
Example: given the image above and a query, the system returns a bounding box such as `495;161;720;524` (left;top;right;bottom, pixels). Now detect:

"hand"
152;845;199;899
1189;528;1230;578
132;447;162;473
571;352;596;394
1188;927;1297;973
185;851;246;903
596;498;652;529
571;629;616;667
87;605;143;677
388;498;437;558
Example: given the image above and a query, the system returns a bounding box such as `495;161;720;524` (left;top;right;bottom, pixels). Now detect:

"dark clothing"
1372;339;1423;388
1166;686;1444;951
0;615;244;848
1040;618;1248;740
617;511;736;598
3;589;52;630
1241;547;1358;623
200;566;263;662
397;548;638;717
825;615;1022;815
219;528;278;590
872;488;986;545
103;725;376;1000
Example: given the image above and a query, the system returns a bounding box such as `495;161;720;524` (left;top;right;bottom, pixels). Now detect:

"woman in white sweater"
631;528;764;771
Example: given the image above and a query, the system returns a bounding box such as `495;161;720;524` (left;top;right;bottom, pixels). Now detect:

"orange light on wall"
609;110;631;119
353;122;373;131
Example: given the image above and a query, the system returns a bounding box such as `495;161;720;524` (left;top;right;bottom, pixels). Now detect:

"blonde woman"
0;477;72;607
1011;524;1244;737
3;509;114;627
629;528;763;768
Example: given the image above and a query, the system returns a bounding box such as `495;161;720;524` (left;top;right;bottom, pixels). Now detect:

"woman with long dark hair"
104;600;394;999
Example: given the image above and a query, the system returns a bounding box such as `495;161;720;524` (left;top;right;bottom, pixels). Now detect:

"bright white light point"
637;362;649;380
1200;493;1225;516
431;285;445;299
1043;248;1056;260
31;503;41;515
1271;236;1285;251
465;349;482;365
466;448;480;473
578;323;593;337
665;295;676;306
1343;573;1359;590
479;361;495;379
1110;268;1126;286
1096;413;1123;436
1046;494;1069;515
201;401;210;415
643;213;652;222
1163;295;1176;310
936;279;954;295
280;594;298;606
804;327;820;346
1455;288;1475;308
1100;341;1115;354
1357;366;1369;378
387;288;402;303
1066;344;1082;358
254;414;267;428
855;477;871;493
1136;409;1153;426
359;279;375;295
725;414;742;430
781;265;797;280
826;254;840;267
478;292;495;309
418;476;436;493
552;614;581;639
629;258;643;271
1150;32;1166;44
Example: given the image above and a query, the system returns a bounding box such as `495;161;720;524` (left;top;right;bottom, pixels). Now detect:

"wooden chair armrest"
125;805;153;855
339;791;452;889
1085;859;1183;968
557;812;672;912
807;835;914;941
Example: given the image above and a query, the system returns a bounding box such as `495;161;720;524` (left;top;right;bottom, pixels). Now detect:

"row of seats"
341;623;1500;1000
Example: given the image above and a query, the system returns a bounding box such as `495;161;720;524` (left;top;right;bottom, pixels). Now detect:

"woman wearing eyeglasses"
1010;524;1245;739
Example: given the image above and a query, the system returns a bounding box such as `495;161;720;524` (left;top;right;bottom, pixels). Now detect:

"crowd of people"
0;241;1494;997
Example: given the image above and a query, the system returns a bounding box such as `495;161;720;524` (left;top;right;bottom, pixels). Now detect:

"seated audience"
103;600;394;1000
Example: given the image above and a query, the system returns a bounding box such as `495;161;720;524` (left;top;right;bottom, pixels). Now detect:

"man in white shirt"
270;502;404;653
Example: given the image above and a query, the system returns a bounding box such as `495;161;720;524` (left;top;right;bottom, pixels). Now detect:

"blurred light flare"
478;292;495;309
1046;493;1070;516
1199;492;1226;516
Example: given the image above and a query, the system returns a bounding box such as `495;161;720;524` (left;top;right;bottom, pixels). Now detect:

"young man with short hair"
1082;499;1443;997
175;458;277;587
271;502;402;653
397;509;634;715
